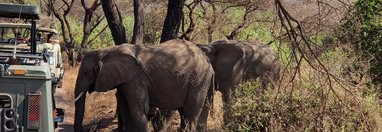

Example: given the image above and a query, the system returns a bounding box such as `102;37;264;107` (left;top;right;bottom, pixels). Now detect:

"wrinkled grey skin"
74;39;215;132
154;40;281;131
196;40;281;129
198;40;281;102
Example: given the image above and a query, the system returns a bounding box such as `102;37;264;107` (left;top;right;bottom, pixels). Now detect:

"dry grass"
224;48;382;131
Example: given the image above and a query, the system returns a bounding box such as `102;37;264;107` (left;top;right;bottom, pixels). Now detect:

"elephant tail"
209;74;216;119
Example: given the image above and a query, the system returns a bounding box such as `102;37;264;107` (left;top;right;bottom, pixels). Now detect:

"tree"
100;0;127;45
179;0;270;43
160;0;185;43
224;0;268;40
131;0;144;44
179;0;199;41
78;0;106;61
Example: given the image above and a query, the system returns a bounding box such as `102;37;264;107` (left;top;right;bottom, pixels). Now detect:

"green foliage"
90;22;113;49
226;81;272;131
338;0;382;84
226;47;382;131
237;23;273;42
123;15;134;42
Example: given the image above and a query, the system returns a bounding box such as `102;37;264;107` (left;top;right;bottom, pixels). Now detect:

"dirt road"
55;86;74;132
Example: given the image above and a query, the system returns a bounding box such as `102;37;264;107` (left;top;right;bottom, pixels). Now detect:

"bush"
338;0;382;85
225;49;382;131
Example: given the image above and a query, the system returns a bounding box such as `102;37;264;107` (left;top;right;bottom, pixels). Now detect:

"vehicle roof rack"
0;23;35;28
0;23;58;34
0;3;40;19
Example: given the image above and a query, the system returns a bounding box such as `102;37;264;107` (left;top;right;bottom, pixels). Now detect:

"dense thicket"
339;0;382;86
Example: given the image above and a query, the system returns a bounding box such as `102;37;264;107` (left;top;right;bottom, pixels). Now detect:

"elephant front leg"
219;80;234;104
116;91;123;132
116;90;133;132
218;77;241;125
122;88;149;132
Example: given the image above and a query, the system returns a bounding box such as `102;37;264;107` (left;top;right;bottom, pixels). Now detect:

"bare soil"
55;86;74;132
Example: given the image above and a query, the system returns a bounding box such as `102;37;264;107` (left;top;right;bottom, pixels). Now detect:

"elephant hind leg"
197;95;213;131
179;93;207;131
116;91;124;132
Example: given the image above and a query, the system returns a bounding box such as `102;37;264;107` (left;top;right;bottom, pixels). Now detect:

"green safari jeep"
0;3;64;132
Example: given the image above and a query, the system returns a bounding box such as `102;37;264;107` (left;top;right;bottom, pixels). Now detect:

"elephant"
198;40;281;102
74;39;215;132
152;40;281;131
196;39;281;129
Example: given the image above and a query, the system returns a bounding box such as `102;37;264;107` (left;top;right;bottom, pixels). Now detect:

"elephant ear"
94;48;140;92
212;41;244;80
196;44;213;53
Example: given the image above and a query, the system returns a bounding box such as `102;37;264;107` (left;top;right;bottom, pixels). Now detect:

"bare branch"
274;0;356;108
87;26;108;45
179;0;200;40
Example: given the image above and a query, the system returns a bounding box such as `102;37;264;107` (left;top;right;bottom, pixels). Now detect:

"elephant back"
240;41;280;81
137;39;214;108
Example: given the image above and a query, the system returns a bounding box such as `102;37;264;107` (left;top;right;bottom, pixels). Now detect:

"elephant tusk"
74;92;85;102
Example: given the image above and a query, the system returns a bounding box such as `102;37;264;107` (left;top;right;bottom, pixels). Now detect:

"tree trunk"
160;0;185;43
131;0;144;45
100;0;128;45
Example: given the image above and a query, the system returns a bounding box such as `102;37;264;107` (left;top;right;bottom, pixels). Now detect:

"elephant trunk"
74;91;87;132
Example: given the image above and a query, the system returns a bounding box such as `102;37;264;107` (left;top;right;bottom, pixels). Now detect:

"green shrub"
225;49;382;131
338;0;382;85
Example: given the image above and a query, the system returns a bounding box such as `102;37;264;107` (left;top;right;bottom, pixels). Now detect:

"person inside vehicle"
46;33;53;43
9;32;23;43
16;32;22;40
37;33;42;41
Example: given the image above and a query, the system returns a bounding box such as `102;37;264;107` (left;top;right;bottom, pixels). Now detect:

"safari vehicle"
0;3;64;132
0;23;65;91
